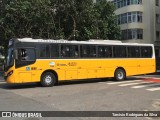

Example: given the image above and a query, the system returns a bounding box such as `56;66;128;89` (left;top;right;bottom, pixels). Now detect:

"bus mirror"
15;50;18;60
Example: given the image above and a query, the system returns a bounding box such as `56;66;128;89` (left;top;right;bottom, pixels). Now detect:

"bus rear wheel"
41;72;56;87
114;68;125;81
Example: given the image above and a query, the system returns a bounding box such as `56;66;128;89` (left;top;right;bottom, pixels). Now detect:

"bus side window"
128;46;140;58
61;45;70;58
141;46;152;58
98;46;104;57
90;46;96;57
18;49;27;60
135;47;140;57
104;46;112;58
61;45;79;58
39;45;50;58
72;45;79;58
81;46;88;57
113;46;126;58
81;45;96;58
18;48;35;61
127;47;131;58
51;44;59;58
98;46;112;58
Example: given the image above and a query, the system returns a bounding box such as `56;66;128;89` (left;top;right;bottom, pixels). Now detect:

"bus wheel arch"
114;67;126;81
40;70;58;87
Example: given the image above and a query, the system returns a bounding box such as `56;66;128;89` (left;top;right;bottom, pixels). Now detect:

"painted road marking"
134;76;160;79
146;87;160;91
118;81;148;86
132;82;157;88
104;78;160;91
107;80;142;85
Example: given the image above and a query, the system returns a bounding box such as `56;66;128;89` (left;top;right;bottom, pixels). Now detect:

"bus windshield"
6;47;14;69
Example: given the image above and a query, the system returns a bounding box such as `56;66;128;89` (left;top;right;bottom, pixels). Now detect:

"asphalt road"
0;75;160;120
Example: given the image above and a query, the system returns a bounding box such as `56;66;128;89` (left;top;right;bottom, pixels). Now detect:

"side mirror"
15;50;18;60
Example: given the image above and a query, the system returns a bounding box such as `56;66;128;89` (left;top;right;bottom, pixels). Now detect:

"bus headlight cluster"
7;70;13;77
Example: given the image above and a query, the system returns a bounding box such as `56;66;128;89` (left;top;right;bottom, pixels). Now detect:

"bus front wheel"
41;72;56;87
114;68;125;81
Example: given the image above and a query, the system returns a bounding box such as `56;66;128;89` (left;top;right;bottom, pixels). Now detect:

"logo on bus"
26;67;30;71
49;62;55;66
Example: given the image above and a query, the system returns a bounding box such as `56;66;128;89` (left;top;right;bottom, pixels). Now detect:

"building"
111;0;160;57
95;0;160;70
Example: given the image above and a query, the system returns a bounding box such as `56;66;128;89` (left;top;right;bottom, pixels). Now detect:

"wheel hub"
118;72;123;79
45;76;52;84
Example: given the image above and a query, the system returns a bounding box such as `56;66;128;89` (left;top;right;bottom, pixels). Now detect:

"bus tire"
114;68;125;81
41;72;56;87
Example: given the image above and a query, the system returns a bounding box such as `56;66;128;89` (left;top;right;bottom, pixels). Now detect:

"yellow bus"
4;38;156;87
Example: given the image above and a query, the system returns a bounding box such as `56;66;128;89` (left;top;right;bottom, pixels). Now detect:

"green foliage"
0;0;121;48
1;0;55;39
92;0;121;40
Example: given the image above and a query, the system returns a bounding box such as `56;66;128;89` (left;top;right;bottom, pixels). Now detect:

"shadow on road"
0;77;142;90
0;83;40;89
58;77;141;86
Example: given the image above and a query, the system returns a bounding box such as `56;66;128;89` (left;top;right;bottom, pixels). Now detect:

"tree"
92;0;121;40
0;0;57;39
52;0;95;40
0;0;121;52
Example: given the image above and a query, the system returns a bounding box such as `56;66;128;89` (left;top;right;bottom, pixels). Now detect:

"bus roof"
16;38;154;46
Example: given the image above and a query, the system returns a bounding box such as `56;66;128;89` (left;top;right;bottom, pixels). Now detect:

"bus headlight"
7;70;13;77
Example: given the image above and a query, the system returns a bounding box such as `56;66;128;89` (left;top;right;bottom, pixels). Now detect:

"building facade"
109;0;160;57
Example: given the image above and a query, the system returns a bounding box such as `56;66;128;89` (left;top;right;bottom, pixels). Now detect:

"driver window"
18;48;35;61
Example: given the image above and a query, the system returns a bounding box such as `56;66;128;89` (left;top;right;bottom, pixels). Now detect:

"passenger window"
51;44;59;58
128;46;140;58
81;46;88;57
113;46;126;58
40;45;50;58
98;47;104;57
73;46;79;58
81;45;96;58
104;46;112;57
141;47;152;58
98;46;112;58
61;45;79;58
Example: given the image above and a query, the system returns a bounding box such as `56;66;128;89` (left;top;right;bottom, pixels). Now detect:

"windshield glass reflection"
6;47;14;68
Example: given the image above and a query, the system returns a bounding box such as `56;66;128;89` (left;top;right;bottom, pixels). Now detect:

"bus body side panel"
13;58;155;83
137;59;155;75
5;66;15;83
